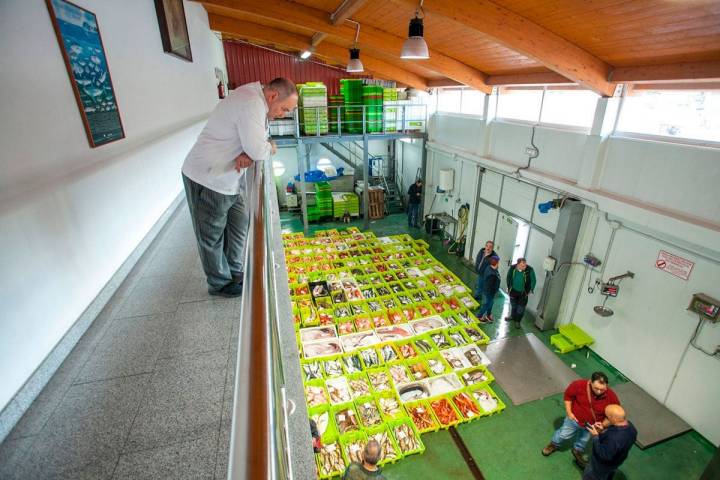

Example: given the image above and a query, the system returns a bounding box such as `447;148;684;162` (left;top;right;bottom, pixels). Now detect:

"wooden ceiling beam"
427;79;462;88
486;72;574;86
391;0;616;96
330;0;369;25
209;15;429;90
199;0;492;93
611;61;720;83
311;32;327;48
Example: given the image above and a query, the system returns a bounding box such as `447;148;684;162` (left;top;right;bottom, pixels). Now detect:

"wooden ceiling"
199;0;720;95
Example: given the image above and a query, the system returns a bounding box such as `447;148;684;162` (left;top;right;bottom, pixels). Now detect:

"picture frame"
46;0;125;148
154;0;193;62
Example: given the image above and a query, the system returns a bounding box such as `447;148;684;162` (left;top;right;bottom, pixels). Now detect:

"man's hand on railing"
234;152;254;172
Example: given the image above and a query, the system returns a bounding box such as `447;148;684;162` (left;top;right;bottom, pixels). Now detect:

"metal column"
419;138;428;225
296;140;309;235
362;135;370;231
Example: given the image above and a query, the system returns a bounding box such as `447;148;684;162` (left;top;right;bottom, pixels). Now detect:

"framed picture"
154;0;193;62
46;0;125;148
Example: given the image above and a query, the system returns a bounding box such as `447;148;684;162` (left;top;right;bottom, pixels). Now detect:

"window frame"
435;87;485;118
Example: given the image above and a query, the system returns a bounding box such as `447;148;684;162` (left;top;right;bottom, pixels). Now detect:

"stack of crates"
340;79;363;134
328;95;344;134
332;192;360;218
383;88;398;133
298;82;328;136
315;182;333;218
363;84;383;133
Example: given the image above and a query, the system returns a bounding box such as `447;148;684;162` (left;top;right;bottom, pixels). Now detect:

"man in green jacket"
506;258;536;329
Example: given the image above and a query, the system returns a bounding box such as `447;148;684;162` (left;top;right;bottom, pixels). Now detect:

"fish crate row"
282;229;505;478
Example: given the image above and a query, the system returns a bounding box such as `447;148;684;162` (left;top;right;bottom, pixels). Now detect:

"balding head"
605;404;626;424
264;77;298;119
363;439;381;467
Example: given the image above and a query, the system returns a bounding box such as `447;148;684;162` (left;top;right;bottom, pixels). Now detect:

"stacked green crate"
340;79;363;134
328;95;344;134
299;82;328;135
383;88;398;132
332;192;360;218
316;182;333;218
363;85;383;133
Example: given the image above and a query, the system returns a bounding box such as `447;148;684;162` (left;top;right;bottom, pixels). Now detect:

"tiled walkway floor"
0;205;239;480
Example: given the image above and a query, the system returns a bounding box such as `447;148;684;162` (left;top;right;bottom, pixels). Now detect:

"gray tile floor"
0;205;240;480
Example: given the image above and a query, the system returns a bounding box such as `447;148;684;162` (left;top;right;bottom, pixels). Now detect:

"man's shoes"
572;448;588;468
504;316;512;322
209;282;243;298
542;443;558;456
488;314;494;322
479;315;491;324
514;320;522;329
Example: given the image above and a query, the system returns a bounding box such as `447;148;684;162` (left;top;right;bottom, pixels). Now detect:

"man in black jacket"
407;179;423;228
584;405;637;480
473;241;497;301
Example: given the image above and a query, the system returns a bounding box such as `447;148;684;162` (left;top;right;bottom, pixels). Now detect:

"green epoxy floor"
281;212;715;479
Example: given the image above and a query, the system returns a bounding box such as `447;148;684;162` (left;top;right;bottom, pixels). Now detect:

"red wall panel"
224;41;368;95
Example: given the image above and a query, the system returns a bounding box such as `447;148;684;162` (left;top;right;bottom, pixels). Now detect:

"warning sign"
655;250;694;280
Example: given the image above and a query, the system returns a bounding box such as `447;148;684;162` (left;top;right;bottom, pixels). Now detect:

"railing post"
297;140;309;236
363;135;370;231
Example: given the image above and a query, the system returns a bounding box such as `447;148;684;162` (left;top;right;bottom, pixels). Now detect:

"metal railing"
269;103;428;138
228;158;315;479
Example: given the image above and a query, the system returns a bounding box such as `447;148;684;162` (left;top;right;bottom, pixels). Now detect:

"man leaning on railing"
180;77;298;298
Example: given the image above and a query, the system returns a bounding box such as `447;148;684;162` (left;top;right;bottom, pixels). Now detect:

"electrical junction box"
543;256;557;272
583;254;601;268
688;293;720;322
524;146;539;157
601;283;619;297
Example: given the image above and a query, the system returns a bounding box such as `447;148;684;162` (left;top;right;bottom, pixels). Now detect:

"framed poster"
46;0;125;148
154;0;193;62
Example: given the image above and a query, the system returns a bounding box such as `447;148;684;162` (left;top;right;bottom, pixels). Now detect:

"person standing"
584;405;637;480
182;78;298;297
542;372;621;468
473;241;497;301
477;256;500;323
407;179;423;228
342;439;385;479
505;257;536;328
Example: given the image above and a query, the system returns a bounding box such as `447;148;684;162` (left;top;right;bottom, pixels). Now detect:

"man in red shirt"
542;372;620;467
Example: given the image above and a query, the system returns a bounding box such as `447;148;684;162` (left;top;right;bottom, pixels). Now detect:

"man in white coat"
182;77;298;297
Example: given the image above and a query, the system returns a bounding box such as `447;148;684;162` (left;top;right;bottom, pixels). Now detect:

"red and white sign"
655;250;694;280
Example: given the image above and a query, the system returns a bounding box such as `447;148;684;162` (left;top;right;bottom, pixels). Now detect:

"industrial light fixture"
346;21;364;73
401;0;429;59
300;50;312;59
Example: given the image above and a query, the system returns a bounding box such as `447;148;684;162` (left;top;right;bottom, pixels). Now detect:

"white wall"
0;0;225;412
427;109;720;445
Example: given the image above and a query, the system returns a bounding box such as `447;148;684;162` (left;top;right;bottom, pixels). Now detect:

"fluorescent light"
401;16;429;59
346;48;364;73
300;50;312;59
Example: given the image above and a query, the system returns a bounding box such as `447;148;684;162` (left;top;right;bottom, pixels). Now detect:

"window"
540;89;598;128
437;88;462;113
616;88;720;142
316;157;333;170
272;160;286;177
496;88;543;122
460;89;485;115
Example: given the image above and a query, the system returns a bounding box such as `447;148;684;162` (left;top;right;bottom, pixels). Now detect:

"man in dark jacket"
477;256;500;323
474;241;497;301
342;439;385;479
407;179;423;228
584;405;637;480
505;257;536;328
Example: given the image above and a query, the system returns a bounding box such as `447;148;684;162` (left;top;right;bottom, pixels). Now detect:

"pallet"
369;203;384;219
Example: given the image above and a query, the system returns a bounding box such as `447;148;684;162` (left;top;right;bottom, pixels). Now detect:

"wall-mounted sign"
46;0;125;147
655;250;694;281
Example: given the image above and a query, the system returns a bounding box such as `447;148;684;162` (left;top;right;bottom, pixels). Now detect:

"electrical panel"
601;283;619;297
688;293;720;322
583;254;601;268
543;256;557;272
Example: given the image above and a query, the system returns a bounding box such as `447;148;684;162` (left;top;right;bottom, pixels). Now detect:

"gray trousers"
182;174;249;292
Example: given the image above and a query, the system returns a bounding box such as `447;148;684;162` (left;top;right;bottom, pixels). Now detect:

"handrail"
228;158;315;479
